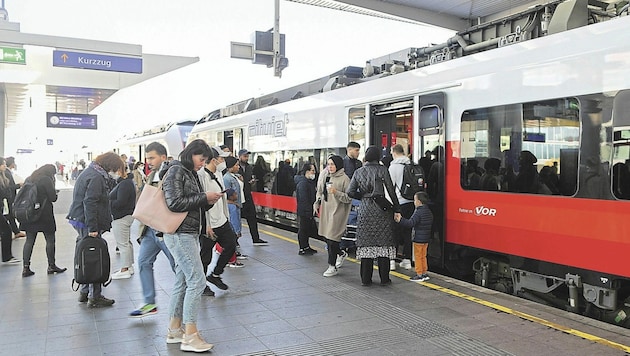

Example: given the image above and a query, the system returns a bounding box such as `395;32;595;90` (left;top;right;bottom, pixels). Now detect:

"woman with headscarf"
315;155;352;277
0;157;20;264
347;146;400;286
21;164;66;277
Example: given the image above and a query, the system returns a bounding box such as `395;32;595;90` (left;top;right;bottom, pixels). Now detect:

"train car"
114;120;195;164
188;1;630;327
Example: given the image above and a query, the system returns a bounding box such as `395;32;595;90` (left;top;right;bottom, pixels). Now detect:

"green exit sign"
0;47;26;64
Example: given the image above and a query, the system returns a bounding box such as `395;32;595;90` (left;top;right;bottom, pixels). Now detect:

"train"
134;1;630;327
113;120;195;165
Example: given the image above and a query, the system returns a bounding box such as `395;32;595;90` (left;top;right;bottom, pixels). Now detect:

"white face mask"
216;161;227;172
108;172;120;180
306;173;315;180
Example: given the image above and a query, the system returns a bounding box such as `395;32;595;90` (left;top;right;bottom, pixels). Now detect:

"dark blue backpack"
12;181;44;224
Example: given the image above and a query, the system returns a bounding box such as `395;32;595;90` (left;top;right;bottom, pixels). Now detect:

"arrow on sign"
61;53;68;62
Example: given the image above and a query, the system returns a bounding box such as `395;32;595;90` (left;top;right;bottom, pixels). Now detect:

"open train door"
416;93;446;270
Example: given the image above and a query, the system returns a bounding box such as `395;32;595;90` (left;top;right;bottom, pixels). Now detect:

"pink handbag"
132;182;187;234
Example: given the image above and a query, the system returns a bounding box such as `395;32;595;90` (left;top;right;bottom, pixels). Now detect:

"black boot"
22;266;35;277
47;265;67;274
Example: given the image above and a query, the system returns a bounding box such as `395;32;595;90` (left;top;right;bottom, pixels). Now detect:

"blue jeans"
73;226;101;299
137;228;175;305
228;204;241;236
163;232;206;325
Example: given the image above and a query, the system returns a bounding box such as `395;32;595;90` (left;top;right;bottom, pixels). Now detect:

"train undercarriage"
436;244;630;329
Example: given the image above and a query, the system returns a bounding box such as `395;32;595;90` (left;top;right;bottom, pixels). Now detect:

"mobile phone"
220;189;229;193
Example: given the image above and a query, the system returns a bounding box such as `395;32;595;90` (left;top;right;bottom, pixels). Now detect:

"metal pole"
273;0;281;77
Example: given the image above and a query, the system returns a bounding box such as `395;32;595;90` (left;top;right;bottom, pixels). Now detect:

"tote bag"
132;181;187;234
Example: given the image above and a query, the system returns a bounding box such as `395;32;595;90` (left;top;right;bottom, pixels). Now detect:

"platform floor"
1;189;629;355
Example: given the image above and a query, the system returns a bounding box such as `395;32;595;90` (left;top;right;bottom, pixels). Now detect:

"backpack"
12;181;44;224
72;236;111;289
400;163;425;200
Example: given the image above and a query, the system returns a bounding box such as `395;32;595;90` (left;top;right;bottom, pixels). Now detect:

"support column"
0;91;5;157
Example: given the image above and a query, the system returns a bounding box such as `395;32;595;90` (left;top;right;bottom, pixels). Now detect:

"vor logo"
474;206;496;216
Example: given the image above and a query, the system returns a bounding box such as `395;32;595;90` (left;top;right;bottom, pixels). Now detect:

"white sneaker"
180;332;214;352
111;269;132;280
323;265;338;277
335;250;348;268
399;259;412;270
4;257;21;264
390;260;396;271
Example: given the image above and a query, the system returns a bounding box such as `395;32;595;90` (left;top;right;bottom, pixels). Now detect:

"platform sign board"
53;50;142;73
47;112;97;130
0;47;26;64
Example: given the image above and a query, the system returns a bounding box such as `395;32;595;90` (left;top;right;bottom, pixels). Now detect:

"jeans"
138;227;175;305
163;232;206;325
23;231;56;267
73;226;102;298
228;204;242;236
241;199;260;241
111;215;134;270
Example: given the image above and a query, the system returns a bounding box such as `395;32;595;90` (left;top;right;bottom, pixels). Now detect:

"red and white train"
186;2;629;326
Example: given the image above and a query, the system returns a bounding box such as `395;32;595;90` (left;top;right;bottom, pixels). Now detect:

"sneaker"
4;257;21;264
235;252;248;260
78;292;88;303
399;259;412;270
298;248;314;255
227;261;245;268
129;303;158;318
202;286;215;297
166;327;185;344
305;247;318;254
87;295;115;308
206;274;228;290
180;332;214;352
409;274;423;282
420;274;430;282
390;260;396;271
252;239;268;245
335;250;348;268
111;269;132;279
323;265;338;277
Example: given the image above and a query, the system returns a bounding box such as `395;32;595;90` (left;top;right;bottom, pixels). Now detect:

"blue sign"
47;112;97;130
53;50;142;73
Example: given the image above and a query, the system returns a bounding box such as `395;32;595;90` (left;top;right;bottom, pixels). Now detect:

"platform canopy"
0;20;199;128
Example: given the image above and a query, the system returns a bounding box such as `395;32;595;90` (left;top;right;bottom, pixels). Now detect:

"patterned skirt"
356;246;396;259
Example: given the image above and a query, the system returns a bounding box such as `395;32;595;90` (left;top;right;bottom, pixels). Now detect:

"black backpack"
12;181;45;224
400;163;425;200
72;236;111;289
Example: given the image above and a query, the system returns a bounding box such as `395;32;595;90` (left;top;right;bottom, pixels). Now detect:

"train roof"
197;0;629;125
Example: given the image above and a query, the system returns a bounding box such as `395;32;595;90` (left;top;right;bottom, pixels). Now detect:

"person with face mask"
197;146;239;293
108;156;136;280
67;151;125;308
294;163;319;255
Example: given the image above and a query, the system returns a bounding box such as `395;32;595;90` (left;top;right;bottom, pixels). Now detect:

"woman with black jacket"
109;170;136;279
294;163;319;255
161;139;222;353
21;164;66;277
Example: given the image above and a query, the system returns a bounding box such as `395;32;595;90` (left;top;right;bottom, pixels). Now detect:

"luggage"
72;236;111;289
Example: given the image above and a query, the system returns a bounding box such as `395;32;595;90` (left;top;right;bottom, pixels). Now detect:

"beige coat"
314;168;351;242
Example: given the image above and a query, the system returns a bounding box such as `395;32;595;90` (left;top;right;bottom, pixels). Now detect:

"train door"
223;130;234;151
416;93;446;269
370;99;414;160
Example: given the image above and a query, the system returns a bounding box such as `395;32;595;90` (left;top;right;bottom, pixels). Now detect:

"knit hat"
364;146;381;163
225;156;238;169
329;155;343;170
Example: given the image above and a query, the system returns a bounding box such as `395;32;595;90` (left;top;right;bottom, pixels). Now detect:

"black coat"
109;175;136;220
20;176;58;233
66;165;115;232
162;161;212;234
294;175;316;217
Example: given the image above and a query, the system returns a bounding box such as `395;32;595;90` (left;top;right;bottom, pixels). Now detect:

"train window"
460;98;580;195
419;105;441;129
611;90;630;200
348;107;366;161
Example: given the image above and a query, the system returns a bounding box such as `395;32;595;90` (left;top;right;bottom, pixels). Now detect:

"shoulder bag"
132;181;187;234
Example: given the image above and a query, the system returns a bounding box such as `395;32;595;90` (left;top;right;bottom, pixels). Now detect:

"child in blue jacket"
394;192;433;281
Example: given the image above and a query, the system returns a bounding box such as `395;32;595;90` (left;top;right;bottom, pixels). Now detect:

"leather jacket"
162;161;212;234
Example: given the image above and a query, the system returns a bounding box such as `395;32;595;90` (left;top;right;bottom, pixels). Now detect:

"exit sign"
0;47;25;64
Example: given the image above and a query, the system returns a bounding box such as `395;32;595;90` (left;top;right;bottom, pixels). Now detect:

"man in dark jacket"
294;163;319;255
238;149;267;245
343;141;362;179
